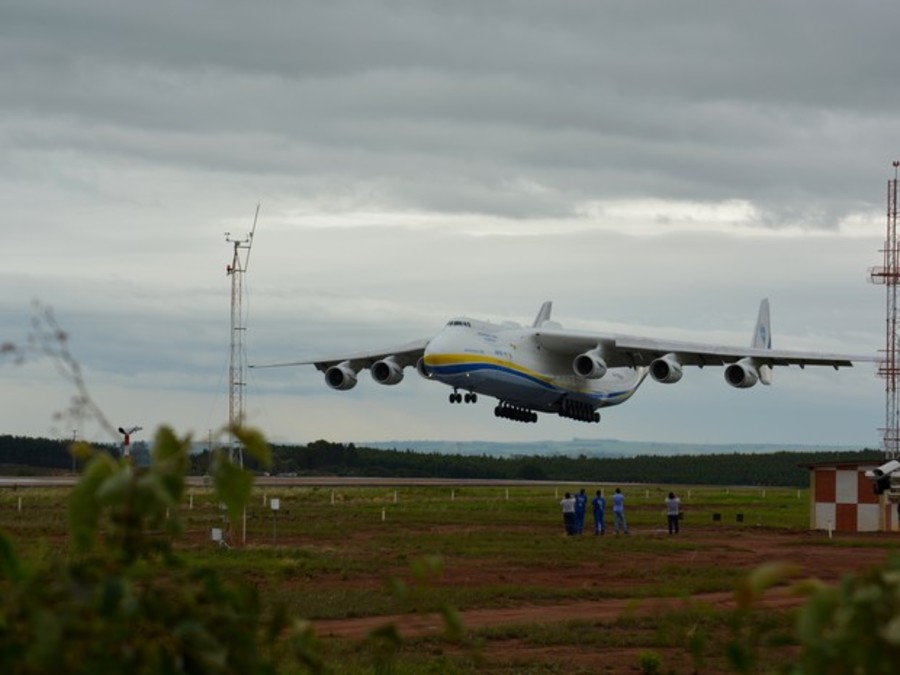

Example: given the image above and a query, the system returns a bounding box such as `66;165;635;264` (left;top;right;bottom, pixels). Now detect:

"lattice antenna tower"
225;204;260;465
870;162;900;459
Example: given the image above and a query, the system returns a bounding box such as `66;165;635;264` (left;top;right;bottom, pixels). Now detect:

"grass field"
0;481;895;673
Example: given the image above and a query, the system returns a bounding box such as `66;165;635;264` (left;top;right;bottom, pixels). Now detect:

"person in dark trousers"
560;492;576;535
591;489;606;535
612;487;629;535
665;491;681;534
574;488;588;534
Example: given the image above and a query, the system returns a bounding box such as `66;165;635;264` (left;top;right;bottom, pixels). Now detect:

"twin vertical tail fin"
752;298;774;385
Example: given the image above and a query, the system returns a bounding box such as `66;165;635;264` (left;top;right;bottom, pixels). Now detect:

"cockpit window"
446;320;471;327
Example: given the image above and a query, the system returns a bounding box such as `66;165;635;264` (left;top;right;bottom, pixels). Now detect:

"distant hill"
363;438;867;458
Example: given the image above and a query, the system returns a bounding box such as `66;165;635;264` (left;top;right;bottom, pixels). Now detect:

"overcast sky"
1;1;896;449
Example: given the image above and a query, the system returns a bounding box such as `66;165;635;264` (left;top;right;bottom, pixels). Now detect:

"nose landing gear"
449;390;478;404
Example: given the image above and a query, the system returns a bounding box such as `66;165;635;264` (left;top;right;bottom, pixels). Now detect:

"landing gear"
558;398;601;423
494;402;538;423
449;390;477;404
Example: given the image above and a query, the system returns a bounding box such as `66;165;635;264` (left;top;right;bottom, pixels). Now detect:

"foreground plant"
787;554;900;675
0;424;323;675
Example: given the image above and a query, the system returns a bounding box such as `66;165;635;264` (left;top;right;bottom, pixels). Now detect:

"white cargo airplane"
252;300;874;424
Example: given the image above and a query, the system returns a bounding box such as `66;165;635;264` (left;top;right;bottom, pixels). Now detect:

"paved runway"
0;475;559;488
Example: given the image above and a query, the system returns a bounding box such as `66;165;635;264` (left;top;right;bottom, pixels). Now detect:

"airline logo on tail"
753;299;772;349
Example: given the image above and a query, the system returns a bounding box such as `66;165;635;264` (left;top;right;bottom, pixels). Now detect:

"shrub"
0;425;323;675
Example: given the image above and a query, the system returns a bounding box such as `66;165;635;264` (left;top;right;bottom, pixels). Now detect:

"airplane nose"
423;333;445;359
422;341;439;368
422;331;453;372
415;356;432;379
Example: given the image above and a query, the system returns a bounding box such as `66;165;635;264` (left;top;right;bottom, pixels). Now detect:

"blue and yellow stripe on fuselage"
423;352;646;412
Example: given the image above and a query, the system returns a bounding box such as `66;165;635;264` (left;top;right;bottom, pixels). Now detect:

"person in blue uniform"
612;487;629;535
591;489;606;535
574;488;588;534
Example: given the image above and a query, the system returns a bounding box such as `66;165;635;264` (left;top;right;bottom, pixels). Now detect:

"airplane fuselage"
422;317;646;421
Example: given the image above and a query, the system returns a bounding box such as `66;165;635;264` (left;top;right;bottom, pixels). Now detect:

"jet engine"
724;359;759;389
649;353;683;384
573;349;608;379
371;357;404;385
325;361;358;390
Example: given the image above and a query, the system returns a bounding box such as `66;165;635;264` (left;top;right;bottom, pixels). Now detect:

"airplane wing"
249;338;430;372
610;335;869;368
534;329;875;369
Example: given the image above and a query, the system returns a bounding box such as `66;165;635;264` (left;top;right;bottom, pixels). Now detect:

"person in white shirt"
665;492;681;535
612;488;629;535
560;492;576;535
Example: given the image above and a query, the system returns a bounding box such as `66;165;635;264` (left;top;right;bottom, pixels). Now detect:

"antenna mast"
225;204;260;464
871;162;900;459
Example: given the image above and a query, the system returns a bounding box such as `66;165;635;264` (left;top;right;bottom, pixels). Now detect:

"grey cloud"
5;1;898;225
0;1;889;443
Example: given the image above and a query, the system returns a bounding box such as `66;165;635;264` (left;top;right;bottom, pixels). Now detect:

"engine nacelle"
649;353;683;384
325;361;358;390
573;349;608;379
725;359;759;389
371;357;404;385
416;357;433;379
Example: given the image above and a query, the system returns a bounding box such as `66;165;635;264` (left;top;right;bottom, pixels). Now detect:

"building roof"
799;460;882;470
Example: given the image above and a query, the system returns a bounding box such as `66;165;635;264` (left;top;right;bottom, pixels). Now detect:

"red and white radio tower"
870;161;900;459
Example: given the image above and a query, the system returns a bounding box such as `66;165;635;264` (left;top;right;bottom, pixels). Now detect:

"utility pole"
225;205;259;466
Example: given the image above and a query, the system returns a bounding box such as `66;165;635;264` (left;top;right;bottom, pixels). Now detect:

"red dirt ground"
311;526;895;673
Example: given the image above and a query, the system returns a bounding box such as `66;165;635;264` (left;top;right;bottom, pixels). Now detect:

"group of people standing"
560;488;682;536
560;488;608;535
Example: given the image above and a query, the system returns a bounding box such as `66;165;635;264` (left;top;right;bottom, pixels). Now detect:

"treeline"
0;435;128;475
0;435;93;473
266;440;884;487
0;434;885;487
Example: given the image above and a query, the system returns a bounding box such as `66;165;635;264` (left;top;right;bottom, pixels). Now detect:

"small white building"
804;460;896;533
